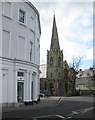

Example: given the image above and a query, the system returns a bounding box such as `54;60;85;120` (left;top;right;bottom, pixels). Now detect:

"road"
2;94;95;120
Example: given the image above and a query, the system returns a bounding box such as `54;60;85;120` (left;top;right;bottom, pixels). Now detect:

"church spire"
50;15;60;51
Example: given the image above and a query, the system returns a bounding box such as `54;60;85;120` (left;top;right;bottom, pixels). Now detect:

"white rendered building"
76;68;95;92
0;0;41;107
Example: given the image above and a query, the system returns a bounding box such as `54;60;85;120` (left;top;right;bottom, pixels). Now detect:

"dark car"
45;93;51;97
39;92;51;97
39;92;45;97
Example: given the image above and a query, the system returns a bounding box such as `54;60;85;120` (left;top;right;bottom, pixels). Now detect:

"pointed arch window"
50;57;53;66
58;57;61;66
59;73;60;78
51;73;52;78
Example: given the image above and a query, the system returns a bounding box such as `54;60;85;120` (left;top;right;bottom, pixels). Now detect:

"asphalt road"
2;94;95;120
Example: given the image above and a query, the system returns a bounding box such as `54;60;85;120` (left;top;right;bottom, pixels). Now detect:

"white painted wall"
76;84;89;91
0;1;2;109
0;0;41;106
77;69;93;78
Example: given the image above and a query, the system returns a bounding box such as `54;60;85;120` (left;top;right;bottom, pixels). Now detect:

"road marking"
33;118;37;120
72;111;79;114
73;106;94;114
67;113;74;116
81;107;94;113
67;106;94;118
56;97;62;104
33;114;65;119
67;116;72;119
33;114;58;118
56;114;65;118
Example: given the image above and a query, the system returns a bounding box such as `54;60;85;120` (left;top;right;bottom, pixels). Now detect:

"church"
40;15;76;96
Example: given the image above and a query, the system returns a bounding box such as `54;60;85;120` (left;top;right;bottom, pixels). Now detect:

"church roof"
50;15;60;51
63;60;69;70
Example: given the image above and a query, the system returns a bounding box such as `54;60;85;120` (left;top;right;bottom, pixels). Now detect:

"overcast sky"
30;0;93;70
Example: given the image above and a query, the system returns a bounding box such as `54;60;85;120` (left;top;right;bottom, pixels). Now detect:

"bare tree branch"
69;56;83;72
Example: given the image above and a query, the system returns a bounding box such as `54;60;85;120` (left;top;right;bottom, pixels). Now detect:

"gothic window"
65;83;68;93
51;73;52;78
50;57;53;66
58;57;61;66
47;71;48;78
59;73;60;78
45;81;47;90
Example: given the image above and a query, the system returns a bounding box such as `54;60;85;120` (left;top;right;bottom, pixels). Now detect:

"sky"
30;0;94;70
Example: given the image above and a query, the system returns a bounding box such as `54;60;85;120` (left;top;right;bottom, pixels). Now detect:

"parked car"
39;92;45;97
45;93;51;97
39;92;51;97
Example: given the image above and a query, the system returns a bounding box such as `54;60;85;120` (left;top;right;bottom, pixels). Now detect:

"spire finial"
53;11;55;16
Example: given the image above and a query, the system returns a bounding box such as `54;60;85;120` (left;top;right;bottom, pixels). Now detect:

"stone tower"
46;15;63;95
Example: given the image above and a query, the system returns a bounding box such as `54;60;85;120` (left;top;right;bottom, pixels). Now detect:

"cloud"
32;1;93;69
81;13;92;26
32;0;94;2
86;47;93;60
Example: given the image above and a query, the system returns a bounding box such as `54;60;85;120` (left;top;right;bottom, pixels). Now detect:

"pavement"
2;97;61;113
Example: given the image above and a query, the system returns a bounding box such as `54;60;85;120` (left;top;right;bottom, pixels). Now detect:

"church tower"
46;15;63;95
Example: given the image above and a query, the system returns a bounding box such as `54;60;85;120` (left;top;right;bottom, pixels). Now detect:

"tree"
69;56;83;95
69;56;83;72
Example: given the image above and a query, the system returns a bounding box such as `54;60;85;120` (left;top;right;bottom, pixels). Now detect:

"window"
47;71;48;78
45;82;47;90
58;57;61;66
3;2;12;18
50;57;53;66
51;73;52;78
2;30;10;57
59;73;60;78
19;10;25;24
37;38;39;42
30;16;34;31
80;74;82;77
17;72;24;76
17;36;25;59
87;73;89;76
30;41;33;61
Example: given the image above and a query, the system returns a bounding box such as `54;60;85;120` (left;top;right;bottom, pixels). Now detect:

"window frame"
2;1;12;19
50;57;53;67
2;29;11;57
17;35;25;60
30;41;33;61
17;72;24;77
18;9;26;25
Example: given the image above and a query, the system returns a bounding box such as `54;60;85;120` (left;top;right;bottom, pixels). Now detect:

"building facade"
0;0;41;107
40;15;75;96
76;68;95;94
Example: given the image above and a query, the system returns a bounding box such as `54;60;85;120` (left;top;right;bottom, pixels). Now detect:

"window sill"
18;22;27;27
29;28;35;34
2;14;12;20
